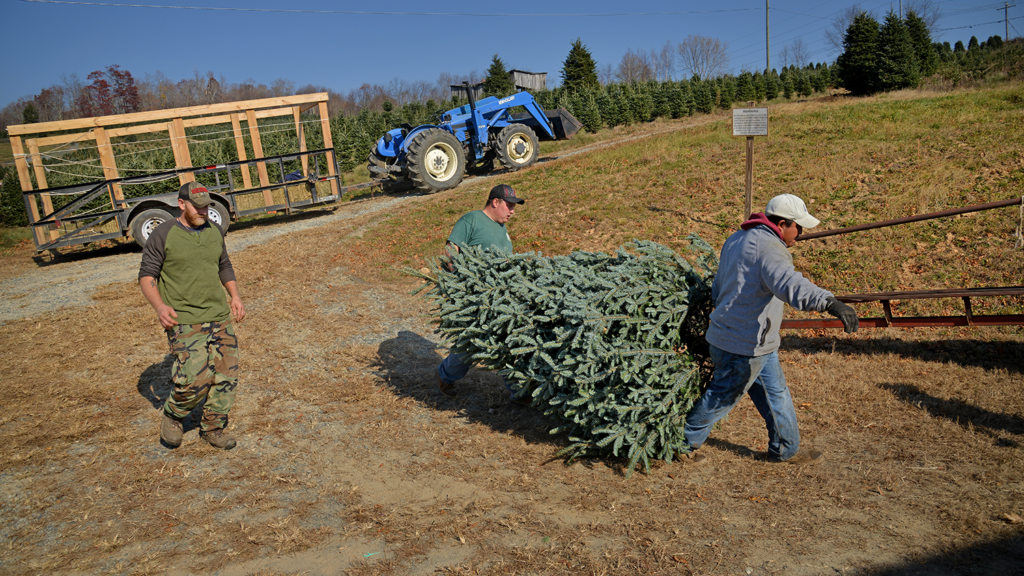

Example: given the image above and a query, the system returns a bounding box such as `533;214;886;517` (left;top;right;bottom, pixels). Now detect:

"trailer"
7;93;342;253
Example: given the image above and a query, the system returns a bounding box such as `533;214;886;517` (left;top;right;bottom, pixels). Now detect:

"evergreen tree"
796;71;814;97
753;71;767;101
810;69;826;93
735;72;756;102
595;88;616;128
905;10;939;77
987;35;1004;50
0;166;29;227
836;11;881;95
418;239;717;474
577;92;603;134
783;77;795;99
718;77;736;109
968;36;980;51
613;85;633;125
954;40;965;53
672;80;694;118
22;102;39;124
819;63;833;88
652;81;672;119
693;80;714;114
482;54;515;97
763;71;781;100
561;38;600;92
876;10;921;92
628;83;654;122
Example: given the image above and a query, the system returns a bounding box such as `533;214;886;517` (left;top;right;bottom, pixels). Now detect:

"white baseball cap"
765;194;820;229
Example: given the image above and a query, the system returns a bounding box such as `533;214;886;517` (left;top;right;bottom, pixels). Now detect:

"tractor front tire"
496;124;539;171
367;144;388;175
406;128;466;193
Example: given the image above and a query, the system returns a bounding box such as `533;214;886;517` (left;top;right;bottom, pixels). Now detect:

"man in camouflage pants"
139;182;246;450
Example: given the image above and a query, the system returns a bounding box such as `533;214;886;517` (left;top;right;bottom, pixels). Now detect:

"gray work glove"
826;297;859;333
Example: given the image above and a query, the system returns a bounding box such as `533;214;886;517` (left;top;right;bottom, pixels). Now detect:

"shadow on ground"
136;354;206;436
859;533;1024;575
880;382;1024;446
374;329;565;446
781;336;1024;375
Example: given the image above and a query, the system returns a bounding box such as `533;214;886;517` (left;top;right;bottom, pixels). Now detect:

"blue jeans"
438;352;472;384
683;344;800;461
438;353;513;395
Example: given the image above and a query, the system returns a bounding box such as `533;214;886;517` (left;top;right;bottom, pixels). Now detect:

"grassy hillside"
339;84;1024;327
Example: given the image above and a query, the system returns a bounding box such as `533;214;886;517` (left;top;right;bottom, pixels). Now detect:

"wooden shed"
510;70;547;92
450;82;485;101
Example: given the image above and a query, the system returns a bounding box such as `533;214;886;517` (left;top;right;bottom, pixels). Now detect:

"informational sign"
732;108;769;136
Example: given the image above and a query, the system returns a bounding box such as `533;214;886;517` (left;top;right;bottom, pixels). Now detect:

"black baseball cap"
178;182;212;207
488;184;525;204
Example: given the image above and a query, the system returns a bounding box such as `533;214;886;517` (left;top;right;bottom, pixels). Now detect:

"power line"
20;0;762;17
938;15;1023;31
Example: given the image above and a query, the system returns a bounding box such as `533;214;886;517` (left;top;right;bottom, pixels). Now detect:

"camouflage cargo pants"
163;321;239;432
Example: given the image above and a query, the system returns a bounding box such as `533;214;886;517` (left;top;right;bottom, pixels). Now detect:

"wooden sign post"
732;103;769;219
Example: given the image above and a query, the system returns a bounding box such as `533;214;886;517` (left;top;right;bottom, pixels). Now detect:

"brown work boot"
200;429;237;450
160;413;183;448
771;447;822;464
436;367;456;397
678;451;707;464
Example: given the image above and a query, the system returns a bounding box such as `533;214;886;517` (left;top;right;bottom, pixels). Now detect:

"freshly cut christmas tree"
417;236;718;475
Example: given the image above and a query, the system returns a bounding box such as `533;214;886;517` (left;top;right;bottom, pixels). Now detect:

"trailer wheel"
130;208;173;248
496;124;539;171
406;128;465;193
207;201;230;234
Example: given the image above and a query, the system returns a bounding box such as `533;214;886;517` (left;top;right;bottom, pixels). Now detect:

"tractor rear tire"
131;208;173;249
405;128;466;193
496;124;539;171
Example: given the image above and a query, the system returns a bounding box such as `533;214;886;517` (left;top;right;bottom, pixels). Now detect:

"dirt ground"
2;172;1023;575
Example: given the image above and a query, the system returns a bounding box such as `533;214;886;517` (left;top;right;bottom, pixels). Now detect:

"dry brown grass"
1;86;1022;575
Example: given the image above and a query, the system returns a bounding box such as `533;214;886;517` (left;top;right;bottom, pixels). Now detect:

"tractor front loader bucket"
512;108;583;141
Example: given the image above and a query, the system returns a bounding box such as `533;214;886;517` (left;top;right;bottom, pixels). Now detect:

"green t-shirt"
138;220;235;325
447;210;513;253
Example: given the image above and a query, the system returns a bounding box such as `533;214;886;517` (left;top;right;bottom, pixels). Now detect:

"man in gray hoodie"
683;194;859;464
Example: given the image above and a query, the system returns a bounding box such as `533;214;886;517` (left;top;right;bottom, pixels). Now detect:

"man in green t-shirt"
139;182;246;451
436;184;524;398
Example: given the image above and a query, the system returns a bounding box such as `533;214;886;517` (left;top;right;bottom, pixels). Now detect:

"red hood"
741;212;784;240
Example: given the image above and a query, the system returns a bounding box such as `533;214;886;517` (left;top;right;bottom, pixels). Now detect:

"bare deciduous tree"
904;0;942;33
676;35;729;80
825;5;868;55
778;38;811;69
598;63;615;86
616;48;654;83
653;41;676;82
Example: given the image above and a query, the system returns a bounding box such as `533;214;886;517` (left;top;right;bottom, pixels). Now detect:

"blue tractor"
368;83;581;193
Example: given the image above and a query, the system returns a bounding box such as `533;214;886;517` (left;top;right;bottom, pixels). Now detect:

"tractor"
368;82;581;193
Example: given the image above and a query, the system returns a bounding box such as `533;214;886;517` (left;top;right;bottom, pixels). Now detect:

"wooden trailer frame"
7;93;340;251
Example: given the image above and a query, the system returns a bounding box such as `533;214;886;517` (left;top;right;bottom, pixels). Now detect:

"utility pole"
1004;3;1017;40
766;1;770;73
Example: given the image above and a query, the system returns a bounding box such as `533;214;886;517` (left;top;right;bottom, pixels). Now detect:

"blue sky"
1;0;1018;107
